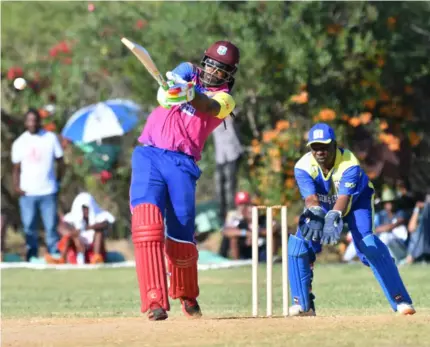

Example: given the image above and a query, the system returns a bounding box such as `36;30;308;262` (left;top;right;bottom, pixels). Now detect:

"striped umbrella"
61;99;141;144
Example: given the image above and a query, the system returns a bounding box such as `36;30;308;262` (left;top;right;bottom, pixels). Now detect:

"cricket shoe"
288;305;316;317
147;303;168;321
289;293;316;317
397;303;416;315
180;297;202;319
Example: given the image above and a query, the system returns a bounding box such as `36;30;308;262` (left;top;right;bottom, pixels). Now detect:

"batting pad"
165;237;199;300
288;235;313;312
132;203;170;312
360;234;413;311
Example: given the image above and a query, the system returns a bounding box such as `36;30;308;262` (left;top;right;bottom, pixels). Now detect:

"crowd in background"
1;107;429;266
217;188;430;266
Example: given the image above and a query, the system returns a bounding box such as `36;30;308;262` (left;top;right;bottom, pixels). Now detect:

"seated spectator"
401;194;430;265
45;192;115;264
342;187;408;263
374;188;409;263
220;191;279;261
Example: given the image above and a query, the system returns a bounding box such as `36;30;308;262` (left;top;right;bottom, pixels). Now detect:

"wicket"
251;205;289;317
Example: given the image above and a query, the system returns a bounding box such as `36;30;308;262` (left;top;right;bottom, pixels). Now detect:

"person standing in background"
213;116;244;222
11;108;64;261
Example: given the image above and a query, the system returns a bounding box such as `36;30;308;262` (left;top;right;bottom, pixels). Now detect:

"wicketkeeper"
288;123;415;316
129;41;240;320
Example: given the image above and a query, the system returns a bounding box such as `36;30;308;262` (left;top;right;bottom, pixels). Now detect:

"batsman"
129;41;240;320
288;123;415;316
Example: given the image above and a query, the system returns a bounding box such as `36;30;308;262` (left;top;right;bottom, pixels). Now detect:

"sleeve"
95;211;116;224
53;134;64;159
171;62;195;82
63;213;76;226
224;211;240;228
374;213;381;228
11;140;22;164
338;166;360;196
294;168;316;199
396;209;407;220
211;92;236;119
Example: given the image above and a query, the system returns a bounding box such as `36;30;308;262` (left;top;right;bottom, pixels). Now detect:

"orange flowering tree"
248;119;305;207
238;1;430;205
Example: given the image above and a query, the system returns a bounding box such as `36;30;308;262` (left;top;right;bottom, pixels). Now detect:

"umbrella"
61;99;141;144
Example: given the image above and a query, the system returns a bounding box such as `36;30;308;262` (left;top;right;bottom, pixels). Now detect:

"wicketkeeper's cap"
307;123;336;146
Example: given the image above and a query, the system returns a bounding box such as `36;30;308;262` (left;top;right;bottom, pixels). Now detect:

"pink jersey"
138;75;231;161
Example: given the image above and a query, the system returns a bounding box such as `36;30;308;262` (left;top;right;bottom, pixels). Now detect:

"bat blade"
121;37;168;89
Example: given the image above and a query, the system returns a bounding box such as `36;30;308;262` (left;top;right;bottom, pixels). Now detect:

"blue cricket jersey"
294;148;374;216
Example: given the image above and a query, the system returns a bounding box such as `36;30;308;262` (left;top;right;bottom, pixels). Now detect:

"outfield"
2;264;430;347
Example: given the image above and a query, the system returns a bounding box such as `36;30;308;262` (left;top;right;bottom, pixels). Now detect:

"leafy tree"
2;1;429;234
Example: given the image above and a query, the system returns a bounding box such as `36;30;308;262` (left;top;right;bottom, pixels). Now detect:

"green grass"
2;264;430;347
2;263;430;318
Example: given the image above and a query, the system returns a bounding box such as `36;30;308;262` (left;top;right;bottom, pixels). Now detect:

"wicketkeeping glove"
298;206;326;242
321;210;343;245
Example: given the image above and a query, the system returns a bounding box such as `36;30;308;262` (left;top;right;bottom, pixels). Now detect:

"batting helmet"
200;41;240;87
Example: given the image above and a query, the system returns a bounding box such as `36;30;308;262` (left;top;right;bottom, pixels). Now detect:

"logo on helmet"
217;45;228;56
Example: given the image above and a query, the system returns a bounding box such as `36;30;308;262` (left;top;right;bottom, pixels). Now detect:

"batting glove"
164;71;195;105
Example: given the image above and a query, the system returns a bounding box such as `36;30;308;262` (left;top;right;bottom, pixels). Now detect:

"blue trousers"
129;146;201;243
19;193;59;260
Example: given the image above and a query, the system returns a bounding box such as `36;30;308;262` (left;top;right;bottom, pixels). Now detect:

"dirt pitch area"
3;314;429;347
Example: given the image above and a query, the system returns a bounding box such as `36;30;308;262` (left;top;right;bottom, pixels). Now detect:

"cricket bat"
121;37;169;90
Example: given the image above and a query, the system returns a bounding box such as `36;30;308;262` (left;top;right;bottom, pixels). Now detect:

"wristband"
414;207;420;214
240;229;248;237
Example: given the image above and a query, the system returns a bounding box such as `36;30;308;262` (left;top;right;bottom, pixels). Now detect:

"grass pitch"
2;263;430;347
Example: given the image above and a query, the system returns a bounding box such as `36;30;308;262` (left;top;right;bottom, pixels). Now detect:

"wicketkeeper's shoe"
180;297;202;319
288;305;316;317
147;304;168;321
397;303;416;315
289;292;316;317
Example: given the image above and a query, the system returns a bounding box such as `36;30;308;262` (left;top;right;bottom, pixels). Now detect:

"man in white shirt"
11;108;65;261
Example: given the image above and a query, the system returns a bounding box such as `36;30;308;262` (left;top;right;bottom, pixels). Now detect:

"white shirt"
11;130;64;196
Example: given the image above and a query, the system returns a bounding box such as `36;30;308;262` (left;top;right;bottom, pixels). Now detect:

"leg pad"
132;203;169;312
165;238;199;299
288;235;314;312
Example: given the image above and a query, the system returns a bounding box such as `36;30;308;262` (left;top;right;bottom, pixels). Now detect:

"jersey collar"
310;147;342;181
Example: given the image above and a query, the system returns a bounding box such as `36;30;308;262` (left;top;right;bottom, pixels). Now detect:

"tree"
2;1;429;234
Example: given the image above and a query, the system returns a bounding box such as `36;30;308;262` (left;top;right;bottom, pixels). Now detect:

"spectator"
212;117;244;222
11;108;64;261
219;191;279;260
342;187;409;263
374;187;409;263
401;194;430;265
45;192;115;264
